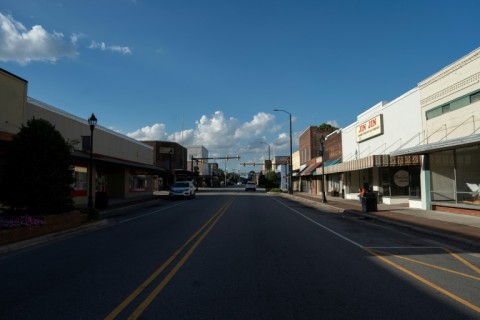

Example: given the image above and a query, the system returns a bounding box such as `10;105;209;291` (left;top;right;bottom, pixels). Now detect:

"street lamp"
169;148;173;185
87;113;97;208
320;135;327;203
260;141;271;172
273;109;293;194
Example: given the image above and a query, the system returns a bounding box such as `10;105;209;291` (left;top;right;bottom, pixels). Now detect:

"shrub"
0;118;74;214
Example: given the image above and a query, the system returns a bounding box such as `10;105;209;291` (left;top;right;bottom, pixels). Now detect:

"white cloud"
127;123;168;140
88;41;132;55
127;111;282;160
234;112;275;139
0;12;77;64
326;120;340;128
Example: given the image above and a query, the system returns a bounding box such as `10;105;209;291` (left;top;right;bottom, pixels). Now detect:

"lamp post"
273;109;293;194
260;141;271;172
320;135;327;203
87;113;97;208
169;148;173;185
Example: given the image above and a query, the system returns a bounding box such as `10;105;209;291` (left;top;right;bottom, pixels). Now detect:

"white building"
392;48;480;215
324;88;423;207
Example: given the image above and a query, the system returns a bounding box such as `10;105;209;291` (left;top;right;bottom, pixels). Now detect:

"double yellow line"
105;197;236;320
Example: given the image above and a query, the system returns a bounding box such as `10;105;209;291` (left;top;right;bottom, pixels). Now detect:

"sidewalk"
289;192;480;247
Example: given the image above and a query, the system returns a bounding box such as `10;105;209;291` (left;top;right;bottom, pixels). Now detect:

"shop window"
455;145;480;205
129;174;147;192
430;150;455;202
72;166;88;196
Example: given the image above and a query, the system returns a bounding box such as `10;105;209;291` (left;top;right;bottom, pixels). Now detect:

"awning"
390;133;480;156
294;164;308;177
324;159;342;167
323;155;420;174
302;162;323;176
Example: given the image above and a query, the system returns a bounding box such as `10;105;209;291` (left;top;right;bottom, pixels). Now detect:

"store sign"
356;114;383;142
394;170;409;187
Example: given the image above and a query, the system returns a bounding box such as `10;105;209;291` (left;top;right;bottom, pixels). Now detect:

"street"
1;190;479;319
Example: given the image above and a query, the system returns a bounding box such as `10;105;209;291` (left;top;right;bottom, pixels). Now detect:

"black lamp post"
169;148;173;185
273;109;293;194
320;135;327;203
87;113;97;208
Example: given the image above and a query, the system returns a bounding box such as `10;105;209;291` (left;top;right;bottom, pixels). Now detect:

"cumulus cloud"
127;123;169;141
88;41;132;55
234;112;275;139
0;12;77;64
127;111;281;159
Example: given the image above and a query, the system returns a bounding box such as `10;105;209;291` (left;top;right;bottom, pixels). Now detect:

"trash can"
95;191;109;209
362;191;377;212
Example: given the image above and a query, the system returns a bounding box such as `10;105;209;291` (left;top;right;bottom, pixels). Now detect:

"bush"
0;118;74;214
269;188;283;193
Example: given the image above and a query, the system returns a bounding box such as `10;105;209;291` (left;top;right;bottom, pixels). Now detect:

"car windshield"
172;182;189;188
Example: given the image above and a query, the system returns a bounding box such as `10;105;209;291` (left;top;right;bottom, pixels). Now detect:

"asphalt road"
0;190;479;319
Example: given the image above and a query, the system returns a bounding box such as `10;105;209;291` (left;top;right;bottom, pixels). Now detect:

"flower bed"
0;211;89;246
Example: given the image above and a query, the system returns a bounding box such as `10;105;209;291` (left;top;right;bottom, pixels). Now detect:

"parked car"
169;181;196;199
245;181;256;191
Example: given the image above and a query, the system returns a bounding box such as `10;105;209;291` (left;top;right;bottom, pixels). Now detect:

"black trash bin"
95;191;109;209
362;191;377;212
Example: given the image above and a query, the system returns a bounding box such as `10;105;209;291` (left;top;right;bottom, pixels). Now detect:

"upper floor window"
426;90;480;120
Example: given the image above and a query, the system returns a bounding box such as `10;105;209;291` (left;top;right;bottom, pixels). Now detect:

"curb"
0;219;109;255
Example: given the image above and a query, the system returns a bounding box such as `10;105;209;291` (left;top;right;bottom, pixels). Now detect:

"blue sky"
1;0;479;170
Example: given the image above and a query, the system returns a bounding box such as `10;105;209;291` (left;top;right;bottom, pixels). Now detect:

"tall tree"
1;118;74;214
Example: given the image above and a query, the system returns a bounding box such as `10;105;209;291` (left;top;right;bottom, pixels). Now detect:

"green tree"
1;118;74;214
265;171;280;189
318;123;338;130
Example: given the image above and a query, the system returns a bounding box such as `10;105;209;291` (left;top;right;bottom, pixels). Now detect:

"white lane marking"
272;197;364;248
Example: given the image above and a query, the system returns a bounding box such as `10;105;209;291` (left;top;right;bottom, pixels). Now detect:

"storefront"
391;48;480;215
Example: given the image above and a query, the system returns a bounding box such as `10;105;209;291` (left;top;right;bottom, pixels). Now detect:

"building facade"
323;88;423;206
393;48;480;215
1;68;167;207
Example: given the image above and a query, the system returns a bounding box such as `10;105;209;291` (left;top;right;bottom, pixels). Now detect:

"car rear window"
174;182;189;187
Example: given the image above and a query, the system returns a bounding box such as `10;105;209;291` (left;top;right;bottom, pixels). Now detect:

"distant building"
297;125;336;193
142;141;187;187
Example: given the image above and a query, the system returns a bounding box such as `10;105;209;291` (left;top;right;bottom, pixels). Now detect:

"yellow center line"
365;247;480;314
370;248;480;281
443;247;480;275
105;197;235;320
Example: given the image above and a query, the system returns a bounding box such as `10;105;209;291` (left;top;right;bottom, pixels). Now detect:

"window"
426;105;444;120
71;166;88;196
430;150;455;202
455;145;480;205
470;91;480;103
425;90;480;120
129;174;148;192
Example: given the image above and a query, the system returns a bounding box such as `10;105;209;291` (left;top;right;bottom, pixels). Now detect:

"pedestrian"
358;188;366;204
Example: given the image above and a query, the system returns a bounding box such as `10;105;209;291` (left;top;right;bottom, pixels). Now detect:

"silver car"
169;181;196;199
245;181;256;191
